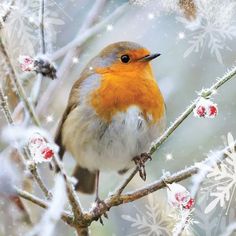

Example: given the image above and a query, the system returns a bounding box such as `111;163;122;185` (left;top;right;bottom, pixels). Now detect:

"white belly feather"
62;105;165;172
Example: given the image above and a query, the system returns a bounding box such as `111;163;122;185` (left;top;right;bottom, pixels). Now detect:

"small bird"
55;41;166;203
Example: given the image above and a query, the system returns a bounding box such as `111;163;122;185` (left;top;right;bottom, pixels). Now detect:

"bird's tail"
72;165;96;194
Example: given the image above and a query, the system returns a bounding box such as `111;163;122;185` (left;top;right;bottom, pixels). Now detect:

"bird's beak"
138;53;161;62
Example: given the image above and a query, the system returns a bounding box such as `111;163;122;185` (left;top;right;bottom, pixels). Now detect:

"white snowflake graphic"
180;0;236;63
1;0;64;58
122;194;174;236
203;133;236;214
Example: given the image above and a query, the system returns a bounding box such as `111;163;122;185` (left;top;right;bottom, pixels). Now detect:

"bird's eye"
120;54;130;63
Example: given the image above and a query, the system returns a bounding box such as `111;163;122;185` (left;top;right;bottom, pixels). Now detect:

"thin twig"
0;86;14;124
39;0;46;54
0;40;40;126
0;0;16;29
17;142;234;228
10;66;236;231
30;0;46;106
83;141;235;223
51;2;129;60
57;0;107;78
0;86;51;199
115;65;236;195
15;187;74;226
53;155;83;221
36;2;128;115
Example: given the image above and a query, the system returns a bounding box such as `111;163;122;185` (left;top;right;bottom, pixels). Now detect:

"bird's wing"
54;78;83;160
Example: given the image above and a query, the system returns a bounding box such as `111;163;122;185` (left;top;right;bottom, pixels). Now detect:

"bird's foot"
93;197;109;225
133;153;152;181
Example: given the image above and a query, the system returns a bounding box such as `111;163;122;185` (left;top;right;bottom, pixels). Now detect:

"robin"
55;41;166;203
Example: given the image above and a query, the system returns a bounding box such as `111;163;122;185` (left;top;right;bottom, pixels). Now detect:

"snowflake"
203;133;236;214
1;0;64;59
122;194;174;236
172;208;197;236
180;0;236;63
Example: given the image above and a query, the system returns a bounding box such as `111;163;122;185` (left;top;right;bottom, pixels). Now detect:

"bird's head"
86;41;161;75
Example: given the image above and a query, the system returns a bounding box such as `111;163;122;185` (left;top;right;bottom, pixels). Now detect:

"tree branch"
39;0;46;54
8;65;236;233
83;140;235;224
50;2;129;60
0;40;40;126
115;65;236;195
57;0;107;79
15;187;74;226
0;0;16;29
36;2;128;115
0;85;51;199
53;155;84;221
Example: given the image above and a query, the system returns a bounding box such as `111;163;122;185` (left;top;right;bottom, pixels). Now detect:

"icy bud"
193;97;218;118
18;55;35;72
34;56;57;80
18;55;57;80
28;133;55;163
167;183;195;210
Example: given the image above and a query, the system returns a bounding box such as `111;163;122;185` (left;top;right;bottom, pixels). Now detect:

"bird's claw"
93;197;109;225
133;153;152;181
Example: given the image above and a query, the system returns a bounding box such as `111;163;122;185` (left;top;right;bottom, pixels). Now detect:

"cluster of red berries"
194;97;218;118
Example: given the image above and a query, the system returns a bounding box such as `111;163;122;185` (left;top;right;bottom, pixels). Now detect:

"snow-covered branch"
0;0;15;29
0;84;51;199
0;40;40;126
15;187;74;226
115;65;236;196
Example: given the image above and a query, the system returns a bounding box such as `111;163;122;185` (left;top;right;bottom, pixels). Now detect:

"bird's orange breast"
90;63;165;123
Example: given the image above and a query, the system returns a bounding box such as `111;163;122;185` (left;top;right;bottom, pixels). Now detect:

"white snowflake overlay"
0;0;64;58
203;133;236;215
191;132;236;234
180;0;236;64
122;194;174;236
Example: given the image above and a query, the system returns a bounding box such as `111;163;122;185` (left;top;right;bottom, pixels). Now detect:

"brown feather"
72;165;96;194
54;70;96;191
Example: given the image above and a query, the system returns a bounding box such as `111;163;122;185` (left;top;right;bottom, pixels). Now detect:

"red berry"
41;147;54;159
196;106;206;117
184;198;195;209
209;105;217;117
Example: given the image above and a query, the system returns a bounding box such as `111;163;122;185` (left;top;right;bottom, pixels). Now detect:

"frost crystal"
180;0;236;63
204;133;236;214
